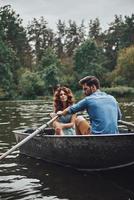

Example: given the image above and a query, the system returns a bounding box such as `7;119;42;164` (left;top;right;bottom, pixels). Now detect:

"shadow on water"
1;154;134;200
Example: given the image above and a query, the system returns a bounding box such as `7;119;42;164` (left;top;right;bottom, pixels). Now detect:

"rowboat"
14;124;134;171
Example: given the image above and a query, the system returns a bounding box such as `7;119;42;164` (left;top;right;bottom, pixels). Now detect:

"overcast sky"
1;0;134;31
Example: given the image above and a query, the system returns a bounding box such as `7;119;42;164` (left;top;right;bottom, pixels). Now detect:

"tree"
112;46;134;87
103;14;134;71
43;64;60;94
0;38;17;98
27;17;54;65
0;5;32;69
120;14;134;48
39;47;60;70
88;18;104;47
73;39;108;86
65;20;85;56
38;48;62;93
55;20;66;58
19;70;44;99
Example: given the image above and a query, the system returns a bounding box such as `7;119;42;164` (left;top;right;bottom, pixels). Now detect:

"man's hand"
57;111;63;117
57;108;69;116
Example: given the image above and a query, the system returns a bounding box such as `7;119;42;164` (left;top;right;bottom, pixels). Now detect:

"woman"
50;86;76;135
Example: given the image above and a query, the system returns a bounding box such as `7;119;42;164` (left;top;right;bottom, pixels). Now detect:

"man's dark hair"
79;76;100;89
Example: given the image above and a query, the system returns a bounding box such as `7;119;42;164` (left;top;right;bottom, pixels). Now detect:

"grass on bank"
75;86;134;100
0;86;134;100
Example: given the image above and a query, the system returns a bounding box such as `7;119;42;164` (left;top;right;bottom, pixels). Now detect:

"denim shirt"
68;90;122;134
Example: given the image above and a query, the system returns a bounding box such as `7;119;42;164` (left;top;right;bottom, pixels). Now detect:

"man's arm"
57;107;69;116
57;98;87;116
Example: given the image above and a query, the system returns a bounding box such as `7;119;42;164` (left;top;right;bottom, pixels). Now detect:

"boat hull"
14;129;134;171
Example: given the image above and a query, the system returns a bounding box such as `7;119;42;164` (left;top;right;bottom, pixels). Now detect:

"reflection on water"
1;155;134;200
0;99;134;200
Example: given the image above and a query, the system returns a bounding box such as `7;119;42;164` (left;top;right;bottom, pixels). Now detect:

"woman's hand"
50;112;57;118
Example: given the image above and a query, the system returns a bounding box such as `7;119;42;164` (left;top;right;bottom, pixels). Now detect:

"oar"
118;120;134;128
0;115;58;161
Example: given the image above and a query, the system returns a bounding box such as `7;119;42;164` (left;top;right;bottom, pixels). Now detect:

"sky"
1;0;134;31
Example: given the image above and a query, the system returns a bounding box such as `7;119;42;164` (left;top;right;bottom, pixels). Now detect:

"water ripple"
0;99;134;200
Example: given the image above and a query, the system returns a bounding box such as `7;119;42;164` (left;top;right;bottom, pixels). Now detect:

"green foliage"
42;64;60;94
112;46;134;87
0;5;133;99
73;39;108;86
102;86;134;97
19;70;44;99
74;86;134;100
88;17;105;48
65;20;85;56
0;5;32;99
55;19;86;58
39;48;59;70
38;48;62;94
27;17;54;65
119;14;134;48
0;38;17;98
0;5;32;69
74;40;96;71
55;20;66;58
103;14;134;71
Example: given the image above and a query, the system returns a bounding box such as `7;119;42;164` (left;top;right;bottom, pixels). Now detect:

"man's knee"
75;116;91;135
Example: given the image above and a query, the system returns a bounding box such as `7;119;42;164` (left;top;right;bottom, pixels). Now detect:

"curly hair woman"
50;86;76;135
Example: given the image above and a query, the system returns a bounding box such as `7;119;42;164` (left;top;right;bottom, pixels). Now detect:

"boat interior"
23;122;134;136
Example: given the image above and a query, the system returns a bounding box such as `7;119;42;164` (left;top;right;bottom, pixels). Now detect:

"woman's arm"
60;114;76;129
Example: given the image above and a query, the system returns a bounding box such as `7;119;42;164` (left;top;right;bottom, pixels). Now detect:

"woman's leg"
50;113;64;135
75;116;91;135
52;121;64;135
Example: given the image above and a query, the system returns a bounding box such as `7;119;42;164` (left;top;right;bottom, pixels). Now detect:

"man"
57;76;122;134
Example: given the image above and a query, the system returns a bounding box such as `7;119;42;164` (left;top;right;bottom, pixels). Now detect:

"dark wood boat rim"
13;130;134;137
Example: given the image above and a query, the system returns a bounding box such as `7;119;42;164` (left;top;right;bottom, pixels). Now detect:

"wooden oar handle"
46;115;58;126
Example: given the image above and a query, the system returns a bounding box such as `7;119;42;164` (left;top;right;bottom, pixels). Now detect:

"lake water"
0;99;134;200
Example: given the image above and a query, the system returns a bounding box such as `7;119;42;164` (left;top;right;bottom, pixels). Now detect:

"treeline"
0;5;134;99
